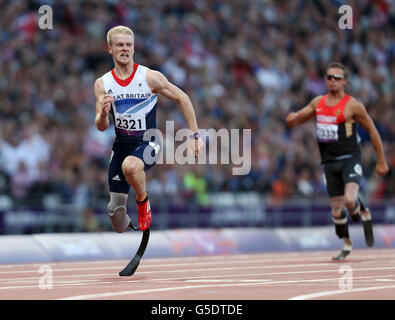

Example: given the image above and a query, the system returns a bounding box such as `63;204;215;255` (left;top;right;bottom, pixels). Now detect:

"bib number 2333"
317;123;338;142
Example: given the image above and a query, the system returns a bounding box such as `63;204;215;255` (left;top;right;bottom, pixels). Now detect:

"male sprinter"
94;26;204;233
286;62;389;260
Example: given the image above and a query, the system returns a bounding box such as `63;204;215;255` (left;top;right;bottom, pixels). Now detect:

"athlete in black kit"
286;62;389;260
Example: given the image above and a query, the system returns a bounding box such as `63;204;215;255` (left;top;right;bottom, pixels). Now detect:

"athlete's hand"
376;161;389;176
286;112;298;127
188;136;205;158
100;94;114;118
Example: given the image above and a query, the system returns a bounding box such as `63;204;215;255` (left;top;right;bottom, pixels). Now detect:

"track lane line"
2;250;395;271
289;284;395;300
2;264;395;284
0;259;335;275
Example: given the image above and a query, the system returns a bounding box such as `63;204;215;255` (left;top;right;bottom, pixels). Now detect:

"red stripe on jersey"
111;63;139;87
316;94;350;124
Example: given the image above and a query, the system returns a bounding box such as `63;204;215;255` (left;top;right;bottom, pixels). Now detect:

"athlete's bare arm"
147;70;199;132
286;96;322;128
349;99;389;176
94;78;114;131
146;69;204;156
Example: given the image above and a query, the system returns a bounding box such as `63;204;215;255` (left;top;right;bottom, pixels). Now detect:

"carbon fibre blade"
119;228;150;276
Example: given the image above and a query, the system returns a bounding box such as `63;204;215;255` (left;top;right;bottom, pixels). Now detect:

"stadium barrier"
1;195;395;233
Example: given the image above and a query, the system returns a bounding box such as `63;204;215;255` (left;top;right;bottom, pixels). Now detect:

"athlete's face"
108;33;134;65
326;67;347;92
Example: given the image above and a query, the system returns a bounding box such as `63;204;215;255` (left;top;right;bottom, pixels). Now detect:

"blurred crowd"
0;0;394;210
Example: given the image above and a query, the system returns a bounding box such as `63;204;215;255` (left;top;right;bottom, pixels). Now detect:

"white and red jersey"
315;94;361;163
101;63;157;145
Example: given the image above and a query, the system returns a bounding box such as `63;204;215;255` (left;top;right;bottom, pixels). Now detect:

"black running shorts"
108;141;161;194
323;156;363;197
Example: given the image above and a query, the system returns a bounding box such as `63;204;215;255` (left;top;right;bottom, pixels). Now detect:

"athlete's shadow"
100;275;147;283
330;258;369;263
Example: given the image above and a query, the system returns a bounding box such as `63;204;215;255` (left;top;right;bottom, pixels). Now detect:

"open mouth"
120;53;129;57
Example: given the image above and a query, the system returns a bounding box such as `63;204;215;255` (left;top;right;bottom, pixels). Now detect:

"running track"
1;248;395;300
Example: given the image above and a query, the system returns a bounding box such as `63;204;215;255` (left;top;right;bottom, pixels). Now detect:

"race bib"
114;112;146;131
317;123;338;142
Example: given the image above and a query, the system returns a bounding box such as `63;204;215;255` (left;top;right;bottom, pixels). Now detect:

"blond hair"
106;26;134;46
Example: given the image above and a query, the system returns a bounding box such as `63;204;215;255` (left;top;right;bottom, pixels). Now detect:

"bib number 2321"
115;114;146;131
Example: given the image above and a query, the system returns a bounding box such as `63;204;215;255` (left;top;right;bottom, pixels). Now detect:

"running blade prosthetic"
361;209;374;247
119;228;150;276
332;249;351;261
332;243;352;261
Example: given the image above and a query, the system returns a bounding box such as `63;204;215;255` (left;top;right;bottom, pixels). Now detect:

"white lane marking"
183;279;273;283
0;260;124;269
2;264;395;287
143;251;395;264
374;278;395;282
0;259;335;275
0;254;271;269
2;271;395;290
2;250;395;271
57;278;395;300
289;284;395;300
2;251;395;290
56;282;279;300
0;273;395;290
2;272;395;293
3;248;395;276
0;253;250;266
184;274;395;285
0;255;313;272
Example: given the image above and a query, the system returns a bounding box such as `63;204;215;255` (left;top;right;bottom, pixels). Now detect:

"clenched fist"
376;161;389;177
100;94;114;118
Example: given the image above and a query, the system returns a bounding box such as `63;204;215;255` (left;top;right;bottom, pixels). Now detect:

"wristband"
190;132;200;140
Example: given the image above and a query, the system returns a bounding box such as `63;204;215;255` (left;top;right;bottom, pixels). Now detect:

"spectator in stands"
0;0;393;209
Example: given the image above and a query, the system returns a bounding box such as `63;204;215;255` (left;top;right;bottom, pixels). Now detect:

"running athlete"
94;26;204;232
286;62;389;260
